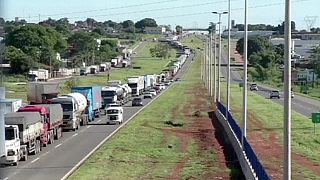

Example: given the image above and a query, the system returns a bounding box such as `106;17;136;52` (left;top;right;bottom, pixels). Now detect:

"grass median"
69;36;240;179
219;81;320;178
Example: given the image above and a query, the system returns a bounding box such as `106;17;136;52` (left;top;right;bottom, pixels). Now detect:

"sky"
1;0;319;30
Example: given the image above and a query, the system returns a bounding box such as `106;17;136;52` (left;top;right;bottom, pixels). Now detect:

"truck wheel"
22;153;28;161
13;162;18;166
37;140;41;153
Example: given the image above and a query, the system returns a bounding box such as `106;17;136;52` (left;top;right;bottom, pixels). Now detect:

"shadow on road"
208;111;245;180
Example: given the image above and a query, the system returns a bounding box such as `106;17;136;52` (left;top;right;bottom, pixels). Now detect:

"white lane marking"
72;133;78;137
61;52;194;180
3;177;9;180
55;143;62;148
30;158;40;164
87;125;91;129
97;120;102;122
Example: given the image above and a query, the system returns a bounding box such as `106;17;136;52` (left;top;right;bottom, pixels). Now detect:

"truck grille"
109;116;118;120
63;115;70;119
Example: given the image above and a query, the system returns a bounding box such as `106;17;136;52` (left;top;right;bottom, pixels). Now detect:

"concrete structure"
297;69;318;82
271;38;320;60
144;27;166;34
292;33;320;40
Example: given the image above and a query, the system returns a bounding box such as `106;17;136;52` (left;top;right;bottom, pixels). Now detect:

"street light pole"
209;31;212;96
242;0;248;147
227;0;231;117
213;29;217;102
284;0;292;179
212;11;228;102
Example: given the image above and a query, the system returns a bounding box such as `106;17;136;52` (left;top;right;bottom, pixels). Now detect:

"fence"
217;101;270;180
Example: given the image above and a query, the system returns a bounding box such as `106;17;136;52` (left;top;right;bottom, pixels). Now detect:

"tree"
121;20;135;33
4;46;33;74
149;44;172;59
135;18;157;29
5;24;67;67
175;25;183;35
68;31;96;53
55;18;71;36
236;36;273;57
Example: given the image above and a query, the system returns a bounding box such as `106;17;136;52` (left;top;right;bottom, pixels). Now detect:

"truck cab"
3;125;27;166
106;107;123;125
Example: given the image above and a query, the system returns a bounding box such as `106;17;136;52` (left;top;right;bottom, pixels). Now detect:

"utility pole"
242;0;248;147
209;31;212;96
284;0;292;179
212;11;228;102
213;29;217;102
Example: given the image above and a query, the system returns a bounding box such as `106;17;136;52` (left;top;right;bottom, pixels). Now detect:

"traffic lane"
2;50;193;180
0;127;87;179
1;92;160;180
248;88;318;117
2;96;152;180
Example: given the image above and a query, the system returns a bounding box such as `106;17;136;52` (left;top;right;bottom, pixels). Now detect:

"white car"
106;107;123;125
149;89;157;96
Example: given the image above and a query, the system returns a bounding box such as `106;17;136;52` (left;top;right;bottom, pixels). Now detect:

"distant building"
297;69;318;82
271;38;320;60
221;30;274;38
144;27;166;34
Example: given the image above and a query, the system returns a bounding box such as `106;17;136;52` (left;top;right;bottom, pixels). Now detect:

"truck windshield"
102;91;116;97
5;127;15;140
61;103;73;112
107;109;119;114
128;83;137;88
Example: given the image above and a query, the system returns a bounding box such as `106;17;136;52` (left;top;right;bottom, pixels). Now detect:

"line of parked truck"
0;41;191;167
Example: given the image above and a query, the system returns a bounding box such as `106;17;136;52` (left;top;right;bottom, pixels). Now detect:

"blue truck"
71;86;102;121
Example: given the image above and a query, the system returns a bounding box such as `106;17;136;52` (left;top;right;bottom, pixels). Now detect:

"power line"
18;0;183;19
25;0;237;22
152;0;310;20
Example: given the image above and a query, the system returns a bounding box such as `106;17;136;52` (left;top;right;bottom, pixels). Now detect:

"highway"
220;47;320;118
0;47;195;180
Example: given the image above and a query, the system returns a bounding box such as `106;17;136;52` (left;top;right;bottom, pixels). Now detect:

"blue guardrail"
217;101;270;180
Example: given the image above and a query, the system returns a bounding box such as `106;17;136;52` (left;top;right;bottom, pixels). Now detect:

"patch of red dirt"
247;112;320;179
166;85;241;179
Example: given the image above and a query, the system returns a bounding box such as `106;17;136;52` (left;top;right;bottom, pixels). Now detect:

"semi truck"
71;86;102;121
101;84;131;107
122;60;131;68
0;99;22;114
51;93;88;130
4;112;43;165
27;82;59;104
127;76;145;96
144;74;156;90
18;104;63;147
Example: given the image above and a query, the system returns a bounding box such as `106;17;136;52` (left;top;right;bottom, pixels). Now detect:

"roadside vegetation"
70;36;242;179
219;81;320;179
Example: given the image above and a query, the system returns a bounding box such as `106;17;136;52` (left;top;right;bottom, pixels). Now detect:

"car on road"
106;103;121;108
143;92;153;99
270;90;280;99
132;97;143;106
164;81;171;86
250;84;259;91
149;89;157;96
106;106;123;125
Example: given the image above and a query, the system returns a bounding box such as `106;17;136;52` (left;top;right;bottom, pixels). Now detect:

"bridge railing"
217;101;270;180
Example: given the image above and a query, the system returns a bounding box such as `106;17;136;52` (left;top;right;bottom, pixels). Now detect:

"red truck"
18;104;63;147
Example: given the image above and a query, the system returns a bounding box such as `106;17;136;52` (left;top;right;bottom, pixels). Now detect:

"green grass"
219;81;320;178
70;36;236;179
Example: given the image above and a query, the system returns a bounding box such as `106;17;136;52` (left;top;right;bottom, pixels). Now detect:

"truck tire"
36;140;41;154
49;131;54;144
13;161;18;166
22;153;28;161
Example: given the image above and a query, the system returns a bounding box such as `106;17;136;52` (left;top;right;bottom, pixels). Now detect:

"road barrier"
216;101;270;180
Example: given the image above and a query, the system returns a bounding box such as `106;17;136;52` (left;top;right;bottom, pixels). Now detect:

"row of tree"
3;24;119;74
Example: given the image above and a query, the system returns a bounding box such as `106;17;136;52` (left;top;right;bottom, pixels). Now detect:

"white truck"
28;69;49;82
127;76;145;96
122;60;131;68
3;112;43;166
51;93;89;130
106;106;123;125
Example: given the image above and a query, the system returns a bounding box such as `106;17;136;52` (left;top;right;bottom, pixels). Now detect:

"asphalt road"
219;47;320;118
0;45;194;180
